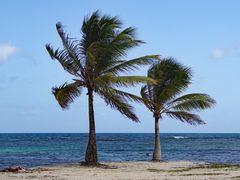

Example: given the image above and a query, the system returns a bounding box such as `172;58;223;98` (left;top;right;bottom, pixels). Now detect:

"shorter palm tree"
141;58;216;161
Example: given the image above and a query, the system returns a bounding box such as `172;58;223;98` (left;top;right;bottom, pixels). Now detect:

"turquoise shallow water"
0;133;240;168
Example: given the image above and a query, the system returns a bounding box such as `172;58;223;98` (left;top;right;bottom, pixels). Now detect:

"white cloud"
0;43;19;62
211;44;240;59
212;48;226;58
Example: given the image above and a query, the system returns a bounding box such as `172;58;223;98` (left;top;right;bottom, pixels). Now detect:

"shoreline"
1;161;240;180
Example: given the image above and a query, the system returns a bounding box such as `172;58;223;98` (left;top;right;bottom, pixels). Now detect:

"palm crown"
141;58;216;125
46;11;159;121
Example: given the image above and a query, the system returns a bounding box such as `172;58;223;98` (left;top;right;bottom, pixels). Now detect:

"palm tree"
141;58;216;161
45;11;159;165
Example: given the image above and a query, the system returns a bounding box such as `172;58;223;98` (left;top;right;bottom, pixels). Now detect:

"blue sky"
0;0;240;133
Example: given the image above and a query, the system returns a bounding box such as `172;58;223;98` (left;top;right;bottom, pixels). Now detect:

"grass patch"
197;164;240;169
147;168;165;172
147;168;191;173
232;176;240;179
180;173;226;176
147;164;240;174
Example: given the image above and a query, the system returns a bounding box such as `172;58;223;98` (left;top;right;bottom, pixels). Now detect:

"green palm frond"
94;27;144;74
110;88;147;104
79;11;154;78
81;11;122;55
45;45;82;78
97;88;138;122
56;23;80;59
45;23;84;77
94;75;156;88
95;84;146;105
46;45;80;76
165;111;205;125
81;11;102;52
104;27;143;57
98;14;122;39
52;82;82;109
102;55;160;75
140;85;155;111
56;23;83;69
168;93;216;112
147;57;192;103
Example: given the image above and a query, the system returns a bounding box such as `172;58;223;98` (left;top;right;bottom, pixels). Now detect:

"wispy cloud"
0;76;18;83
211;44;240;59
0;43;20;63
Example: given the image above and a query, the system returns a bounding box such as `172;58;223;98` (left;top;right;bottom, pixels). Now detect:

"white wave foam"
172;136;186;139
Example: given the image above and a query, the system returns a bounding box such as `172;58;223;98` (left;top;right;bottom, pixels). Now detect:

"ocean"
0;133;239;169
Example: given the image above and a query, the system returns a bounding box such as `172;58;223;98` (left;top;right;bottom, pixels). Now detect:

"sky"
0;0;240;133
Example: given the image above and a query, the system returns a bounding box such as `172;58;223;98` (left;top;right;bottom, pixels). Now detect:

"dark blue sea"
0;133;240;169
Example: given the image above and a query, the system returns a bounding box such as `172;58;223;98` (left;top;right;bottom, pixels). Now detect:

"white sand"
1;161;240;180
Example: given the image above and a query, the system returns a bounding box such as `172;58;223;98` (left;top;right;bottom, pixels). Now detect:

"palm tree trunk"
85;88;98;165
152;114;161;161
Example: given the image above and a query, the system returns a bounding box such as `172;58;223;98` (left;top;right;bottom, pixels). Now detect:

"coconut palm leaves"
46;11;159;164
52;82;82;109
141;58;216;161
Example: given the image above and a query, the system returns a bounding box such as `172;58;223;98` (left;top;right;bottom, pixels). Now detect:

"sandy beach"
1;161;240;180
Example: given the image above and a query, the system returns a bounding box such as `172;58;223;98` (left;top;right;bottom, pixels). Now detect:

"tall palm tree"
141;58;216;161
46;11;159;165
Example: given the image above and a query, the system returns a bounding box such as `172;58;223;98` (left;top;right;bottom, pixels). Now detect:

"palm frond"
106;27;143;58
168;93;216;112
98;13;122;39
97;88;139;122
55;23;83;69
148;57;192;103
102;55;160;75
52;82;82;109
46;22;84;77
94;27;145;74
140;85;155;111
165;111;205;125
81;11;101;52
80;11;148;77
94;74;156;88
80;11;121;54
110;88;146;104
45;44;81;77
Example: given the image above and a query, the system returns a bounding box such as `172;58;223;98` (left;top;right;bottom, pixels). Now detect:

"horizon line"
0;132;239;134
